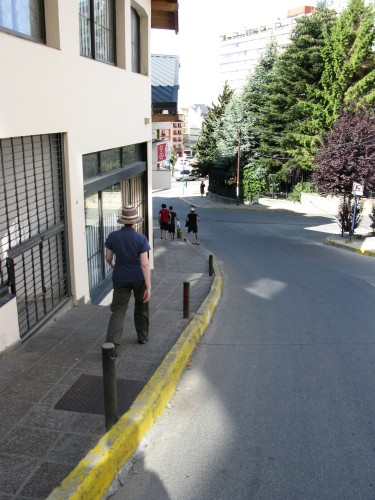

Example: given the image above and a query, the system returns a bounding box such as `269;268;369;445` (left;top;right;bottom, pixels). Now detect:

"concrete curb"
47;260;222;500
324;237;375;257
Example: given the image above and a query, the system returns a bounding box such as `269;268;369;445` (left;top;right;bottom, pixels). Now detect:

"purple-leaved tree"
313;104;375;235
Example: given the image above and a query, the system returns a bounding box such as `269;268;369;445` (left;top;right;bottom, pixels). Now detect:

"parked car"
177;169;200;181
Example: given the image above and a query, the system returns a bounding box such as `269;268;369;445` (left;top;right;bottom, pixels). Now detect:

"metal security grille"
0;134;68;339
86;209;119;292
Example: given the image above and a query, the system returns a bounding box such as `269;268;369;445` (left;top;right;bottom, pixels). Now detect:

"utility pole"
237;129;241;206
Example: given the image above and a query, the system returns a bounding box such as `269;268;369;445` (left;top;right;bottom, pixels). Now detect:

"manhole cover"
54;374;145;415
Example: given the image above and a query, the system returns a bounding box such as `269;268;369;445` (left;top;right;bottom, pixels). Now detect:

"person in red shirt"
158;203;170;239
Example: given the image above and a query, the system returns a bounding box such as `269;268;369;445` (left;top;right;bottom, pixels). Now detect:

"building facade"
151;53;182;189
219;5;315;92
181;104;208;152
0;0;178;351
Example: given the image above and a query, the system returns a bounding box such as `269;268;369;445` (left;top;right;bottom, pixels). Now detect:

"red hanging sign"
157;143;166;162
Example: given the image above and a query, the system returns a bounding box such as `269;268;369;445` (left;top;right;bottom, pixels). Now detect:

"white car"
177;170;196;181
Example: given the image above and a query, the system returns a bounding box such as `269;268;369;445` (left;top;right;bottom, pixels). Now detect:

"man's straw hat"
117;205;143;225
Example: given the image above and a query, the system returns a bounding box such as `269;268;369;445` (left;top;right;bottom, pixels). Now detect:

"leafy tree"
313;104;375;235
313;104;375;195
242;166;267;203
170;149;178;176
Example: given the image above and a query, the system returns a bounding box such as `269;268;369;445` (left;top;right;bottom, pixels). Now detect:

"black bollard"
209;255;214;277
102;342;118;431
183;281;190;318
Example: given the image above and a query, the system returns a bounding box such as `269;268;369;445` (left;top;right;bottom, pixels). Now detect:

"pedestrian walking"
200;180;206;197
184;207;200;244
168;206;178;239
105;205;151;349
158;203;170;239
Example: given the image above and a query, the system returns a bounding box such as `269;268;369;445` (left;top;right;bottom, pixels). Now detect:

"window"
0;0;45;42
79;0;115;64
131;7;140;73
83;145;143;181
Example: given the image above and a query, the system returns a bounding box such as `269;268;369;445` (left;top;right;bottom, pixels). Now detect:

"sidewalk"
0;221;221;499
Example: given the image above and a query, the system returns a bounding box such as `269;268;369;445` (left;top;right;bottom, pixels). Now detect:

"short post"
350;195;358;242
209;255;214;277
183;281;190;318
102;342;118;431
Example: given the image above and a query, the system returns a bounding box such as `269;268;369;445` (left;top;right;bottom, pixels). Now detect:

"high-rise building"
219;6;315;92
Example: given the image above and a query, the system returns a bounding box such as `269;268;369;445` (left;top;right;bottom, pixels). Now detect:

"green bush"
289;181;316;202
337;197;363;237
369;204;375;234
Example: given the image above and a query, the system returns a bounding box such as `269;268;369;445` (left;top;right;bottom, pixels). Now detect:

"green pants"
106;280;149;345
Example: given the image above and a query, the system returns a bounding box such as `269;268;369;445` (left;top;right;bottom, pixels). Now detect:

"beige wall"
0;0;153;348
0;296;20;352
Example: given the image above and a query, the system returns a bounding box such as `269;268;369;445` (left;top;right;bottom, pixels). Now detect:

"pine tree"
304;0;375;135
239;42;279;197
271;2;336;176
195;82;234;179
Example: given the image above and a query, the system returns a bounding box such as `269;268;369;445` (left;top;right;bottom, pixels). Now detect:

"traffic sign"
352;182;364;196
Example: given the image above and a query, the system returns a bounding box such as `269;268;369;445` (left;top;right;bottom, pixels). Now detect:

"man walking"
184;207;200;244
105;205;151;349
158;203;170;239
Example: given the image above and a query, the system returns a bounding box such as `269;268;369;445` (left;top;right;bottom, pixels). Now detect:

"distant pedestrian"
105;205;151;349
158;203;170;239
168;206;178;239
200;181;206;197
184;207;200;244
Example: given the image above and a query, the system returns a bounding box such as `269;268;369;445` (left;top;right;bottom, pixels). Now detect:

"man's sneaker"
196;241;200;245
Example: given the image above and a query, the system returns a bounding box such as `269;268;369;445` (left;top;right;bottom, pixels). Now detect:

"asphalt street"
112;194;375;499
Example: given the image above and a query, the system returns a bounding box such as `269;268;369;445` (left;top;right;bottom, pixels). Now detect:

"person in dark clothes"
105;205;151;349
184;207;200;245
168;206;178;239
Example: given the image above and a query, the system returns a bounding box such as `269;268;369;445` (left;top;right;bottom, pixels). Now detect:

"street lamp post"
236;129;242;206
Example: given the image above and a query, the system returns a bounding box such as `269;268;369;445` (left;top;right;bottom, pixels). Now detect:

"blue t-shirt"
105;227;150;283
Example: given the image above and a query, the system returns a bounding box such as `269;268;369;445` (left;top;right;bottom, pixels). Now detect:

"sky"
151;0;319;108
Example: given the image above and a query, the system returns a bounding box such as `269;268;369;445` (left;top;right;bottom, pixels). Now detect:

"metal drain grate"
54;374;145;416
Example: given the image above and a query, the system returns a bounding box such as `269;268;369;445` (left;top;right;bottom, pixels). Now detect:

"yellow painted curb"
48;262;222;500
325;238;375;257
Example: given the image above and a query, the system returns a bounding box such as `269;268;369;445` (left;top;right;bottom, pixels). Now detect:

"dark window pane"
0;0;44;42
100;148;121;174
122;145;136;165
79;0;115;63
83;153;99;180
79;0;91;57
95;0;114;63
131;8;140;73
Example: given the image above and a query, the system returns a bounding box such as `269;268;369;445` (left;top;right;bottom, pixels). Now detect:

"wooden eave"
151;0;179;34
152;114;183;123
